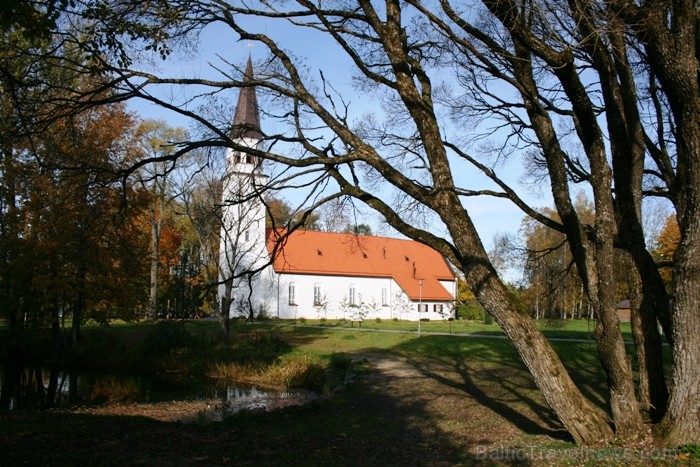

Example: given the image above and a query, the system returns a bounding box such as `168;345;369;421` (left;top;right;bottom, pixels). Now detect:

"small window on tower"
244;230;250;242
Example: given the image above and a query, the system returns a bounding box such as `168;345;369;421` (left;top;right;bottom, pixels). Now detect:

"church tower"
218;56;269;318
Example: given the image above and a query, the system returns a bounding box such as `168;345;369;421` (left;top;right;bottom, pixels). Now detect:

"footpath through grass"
0;319;680;465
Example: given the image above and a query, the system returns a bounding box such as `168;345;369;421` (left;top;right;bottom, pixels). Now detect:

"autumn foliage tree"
652;215;679;292
0;28;151;348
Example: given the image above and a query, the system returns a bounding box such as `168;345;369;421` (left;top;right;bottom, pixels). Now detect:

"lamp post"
418;278;423;338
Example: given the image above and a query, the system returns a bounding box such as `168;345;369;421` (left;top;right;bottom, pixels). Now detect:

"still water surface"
0;367;315;420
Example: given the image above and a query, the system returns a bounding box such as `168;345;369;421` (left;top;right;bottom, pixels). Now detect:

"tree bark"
658;97;700;445
456;228;614;445
627;0;700;444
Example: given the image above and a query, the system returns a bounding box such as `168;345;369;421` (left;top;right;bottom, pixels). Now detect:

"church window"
288;283;297;306
381;288;388;306
433;304;443;314
417;303;428;313
349;285;357;306
244;230;250;242
313;284;323;306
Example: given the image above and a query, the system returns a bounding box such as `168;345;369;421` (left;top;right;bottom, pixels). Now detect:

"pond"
0;367;316;422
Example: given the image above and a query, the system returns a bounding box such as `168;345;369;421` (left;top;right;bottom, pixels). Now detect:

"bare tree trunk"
464;259;614;445
659;182;700;444
659;243;700;445
220;280;233;335
72;229;86;347
149;200;161;320
440;199;615;444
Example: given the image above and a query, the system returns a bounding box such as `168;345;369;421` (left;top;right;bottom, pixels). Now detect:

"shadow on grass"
388;336;573;443
3;323;618;465
1;361;474;466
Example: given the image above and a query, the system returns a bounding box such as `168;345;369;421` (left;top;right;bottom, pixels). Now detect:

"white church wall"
251;271;454;321
273;274;395;320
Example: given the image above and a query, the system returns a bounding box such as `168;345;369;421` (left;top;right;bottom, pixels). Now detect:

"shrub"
457;300;485;320
256;304;269;320
319;317;327;325
392;317;399;322
375;317;382;323
298;317;307;324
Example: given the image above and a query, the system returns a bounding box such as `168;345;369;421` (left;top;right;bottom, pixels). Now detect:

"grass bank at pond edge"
2;319;688;465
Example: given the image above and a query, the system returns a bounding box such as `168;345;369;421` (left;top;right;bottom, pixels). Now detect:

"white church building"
218;58;457;321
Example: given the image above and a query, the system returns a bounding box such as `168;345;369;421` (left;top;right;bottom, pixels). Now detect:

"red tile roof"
266;229;455;301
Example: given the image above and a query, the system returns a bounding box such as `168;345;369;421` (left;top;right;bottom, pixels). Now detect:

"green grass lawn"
263;317;632;341
0;319;679;465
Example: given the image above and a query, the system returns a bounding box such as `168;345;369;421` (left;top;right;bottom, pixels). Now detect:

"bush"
298;317;307;324
457;300;485;320
256;304;269;320
375;317;382;323
392;317;399;322
319;317;327;325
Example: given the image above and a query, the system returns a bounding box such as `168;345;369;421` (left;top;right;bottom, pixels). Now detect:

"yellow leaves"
652;215;679;291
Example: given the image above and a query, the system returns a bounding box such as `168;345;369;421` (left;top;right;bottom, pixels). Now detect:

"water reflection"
0;367;77;410
0;367;316;418
212;386;316;421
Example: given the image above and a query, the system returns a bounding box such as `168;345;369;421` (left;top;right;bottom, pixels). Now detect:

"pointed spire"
231;56;262;140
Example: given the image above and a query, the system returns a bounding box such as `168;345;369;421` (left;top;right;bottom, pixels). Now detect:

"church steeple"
231;56;262;141
219;56;269;319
